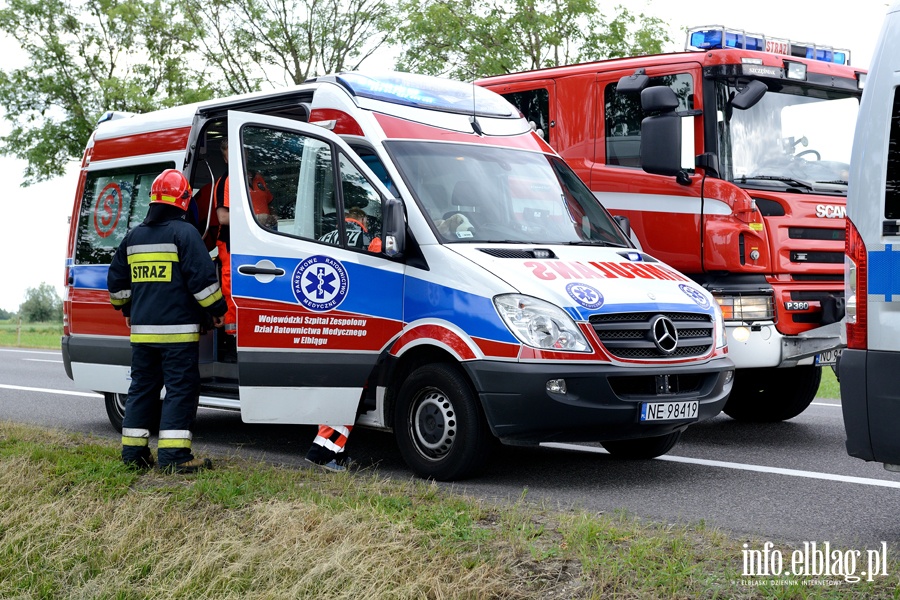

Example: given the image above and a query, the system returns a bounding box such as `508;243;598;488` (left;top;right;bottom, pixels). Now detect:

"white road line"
0;348;60;355
811;401;841;407
23;359;63;364
543;442;900;489
0;384;101;398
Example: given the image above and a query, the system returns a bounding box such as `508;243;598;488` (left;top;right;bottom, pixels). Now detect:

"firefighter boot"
163;457;213;474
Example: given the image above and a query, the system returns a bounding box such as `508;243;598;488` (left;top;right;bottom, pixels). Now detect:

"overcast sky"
0;0;892;312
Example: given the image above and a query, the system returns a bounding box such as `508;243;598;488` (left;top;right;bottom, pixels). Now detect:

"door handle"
238;266;285;276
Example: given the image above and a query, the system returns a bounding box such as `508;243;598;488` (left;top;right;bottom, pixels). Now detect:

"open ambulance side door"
226;112;404;425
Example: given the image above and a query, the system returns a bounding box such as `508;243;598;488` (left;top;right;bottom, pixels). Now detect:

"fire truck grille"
589;312;714;359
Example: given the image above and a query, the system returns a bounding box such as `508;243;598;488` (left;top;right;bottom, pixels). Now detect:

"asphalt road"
3;346;899;555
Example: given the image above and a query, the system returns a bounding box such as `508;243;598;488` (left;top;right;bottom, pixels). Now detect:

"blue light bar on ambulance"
332;71;516;118
686;26;851;65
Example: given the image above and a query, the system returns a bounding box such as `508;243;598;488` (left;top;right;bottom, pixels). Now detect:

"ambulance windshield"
387;141;631;246
716;82;859;193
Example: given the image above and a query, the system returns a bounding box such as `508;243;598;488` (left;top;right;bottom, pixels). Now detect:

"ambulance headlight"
494;294;590;352
714;304;727;349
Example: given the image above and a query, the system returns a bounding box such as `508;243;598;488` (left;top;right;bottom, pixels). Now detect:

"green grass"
0;422;896;599
816;367;841;400
0;320;62;349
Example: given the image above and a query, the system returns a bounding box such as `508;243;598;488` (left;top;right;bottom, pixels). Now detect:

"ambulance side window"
74;162;174;265
241;125;338;245
338;153;383;251
885;88;900;219
604;73;693;167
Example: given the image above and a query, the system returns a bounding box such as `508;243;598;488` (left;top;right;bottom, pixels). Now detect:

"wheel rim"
409;388;457;461
114;393;127;418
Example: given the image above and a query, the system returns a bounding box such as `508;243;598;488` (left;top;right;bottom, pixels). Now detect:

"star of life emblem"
566;283;604;310
292;255;349;312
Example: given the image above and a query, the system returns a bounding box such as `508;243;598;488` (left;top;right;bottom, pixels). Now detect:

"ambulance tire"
103;392;162;435
600;430;682;459
723;366;822;422
394;363;492;481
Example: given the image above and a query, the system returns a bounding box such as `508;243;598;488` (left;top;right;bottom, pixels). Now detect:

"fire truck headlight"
494;294;590;352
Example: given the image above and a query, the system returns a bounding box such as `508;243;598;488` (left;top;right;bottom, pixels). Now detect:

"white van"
62;71;734;480
841;3;900;470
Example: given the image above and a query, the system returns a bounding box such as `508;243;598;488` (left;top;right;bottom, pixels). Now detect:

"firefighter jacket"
107;209;227;343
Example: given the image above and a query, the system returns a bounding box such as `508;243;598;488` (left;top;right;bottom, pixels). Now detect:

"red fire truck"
479;26;865;422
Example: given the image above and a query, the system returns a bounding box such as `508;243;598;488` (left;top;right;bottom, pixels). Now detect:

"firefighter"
108;169;227;473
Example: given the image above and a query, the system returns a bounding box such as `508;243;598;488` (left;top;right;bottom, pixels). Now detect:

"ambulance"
479;26;866;423
61;71;733;480
840;3;900;470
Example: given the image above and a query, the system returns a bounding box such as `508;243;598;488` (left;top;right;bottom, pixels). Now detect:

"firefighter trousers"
122;342;201;467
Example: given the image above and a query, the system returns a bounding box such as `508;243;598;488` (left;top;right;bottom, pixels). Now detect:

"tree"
179;0;397;94
0;308;14;321
0;0;219;184
389;0;671;80
19;283;63;323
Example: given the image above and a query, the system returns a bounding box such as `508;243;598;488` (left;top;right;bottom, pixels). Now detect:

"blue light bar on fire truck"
686;26;851;65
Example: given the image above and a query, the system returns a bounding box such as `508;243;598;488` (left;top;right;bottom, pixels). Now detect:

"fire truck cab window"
605;74;693;167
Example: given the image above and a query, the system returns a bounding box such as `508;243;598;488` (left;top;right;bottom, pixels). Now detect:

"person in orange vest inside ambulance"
212;136;276;361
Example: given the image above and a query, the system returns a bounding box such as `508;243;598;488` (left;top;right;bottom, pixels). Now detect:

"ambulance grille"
589;312;714;359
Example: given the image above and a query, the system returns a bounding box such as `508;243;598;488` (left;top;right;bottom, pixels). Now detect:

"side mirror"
731;80;767;111
639;87;682;177
616;70;649;94
613;215;631;238
382;197;406;258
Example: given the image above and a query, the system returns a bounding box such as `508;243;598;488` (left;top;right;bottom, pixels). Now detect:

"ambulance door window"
884;87;900;219
74;162;174;265
338;152;383;252
239;125;338;245
502;89;550;143
604;73;693;167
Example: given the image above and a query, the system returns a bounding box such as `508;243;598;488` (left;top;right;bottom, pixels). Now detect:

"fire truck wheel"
600;430;682;459
723;366;822;422
103;392;162;435
394;363;493;481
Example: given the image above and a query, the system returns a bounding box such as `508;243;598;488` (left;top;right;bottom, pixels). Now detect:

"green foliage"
0;308;13;321
389;0;672;80
0;0;219;184
178;0;397;94
18;282;62;323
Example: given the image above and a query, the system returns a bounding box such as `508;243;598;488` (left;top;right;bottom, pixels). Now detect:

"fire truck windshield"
715;82;859;193
387;141;631;246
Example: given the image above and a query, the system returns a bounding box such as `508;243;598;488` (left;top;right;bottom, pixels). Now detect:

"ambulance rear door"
226;112;404;425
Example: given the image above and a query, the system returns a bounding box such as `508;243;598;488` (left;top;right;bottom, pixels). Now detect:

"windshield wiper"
563;240;628;248
815;179;849;185
739;175;814;190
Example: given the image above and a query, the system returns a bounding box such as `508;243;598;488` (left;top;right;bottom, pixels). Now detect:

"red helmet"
150;169;192;211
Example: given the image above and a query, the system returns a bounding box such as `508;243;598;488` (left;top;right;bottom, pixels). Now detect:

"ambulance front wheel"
394;363;493;481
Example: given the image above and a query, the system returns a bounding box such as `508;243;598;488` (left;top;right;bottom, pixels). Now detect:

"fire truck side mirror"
639;87;682;177
616;70;649;94
730;80;768;111
383;197;406;258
